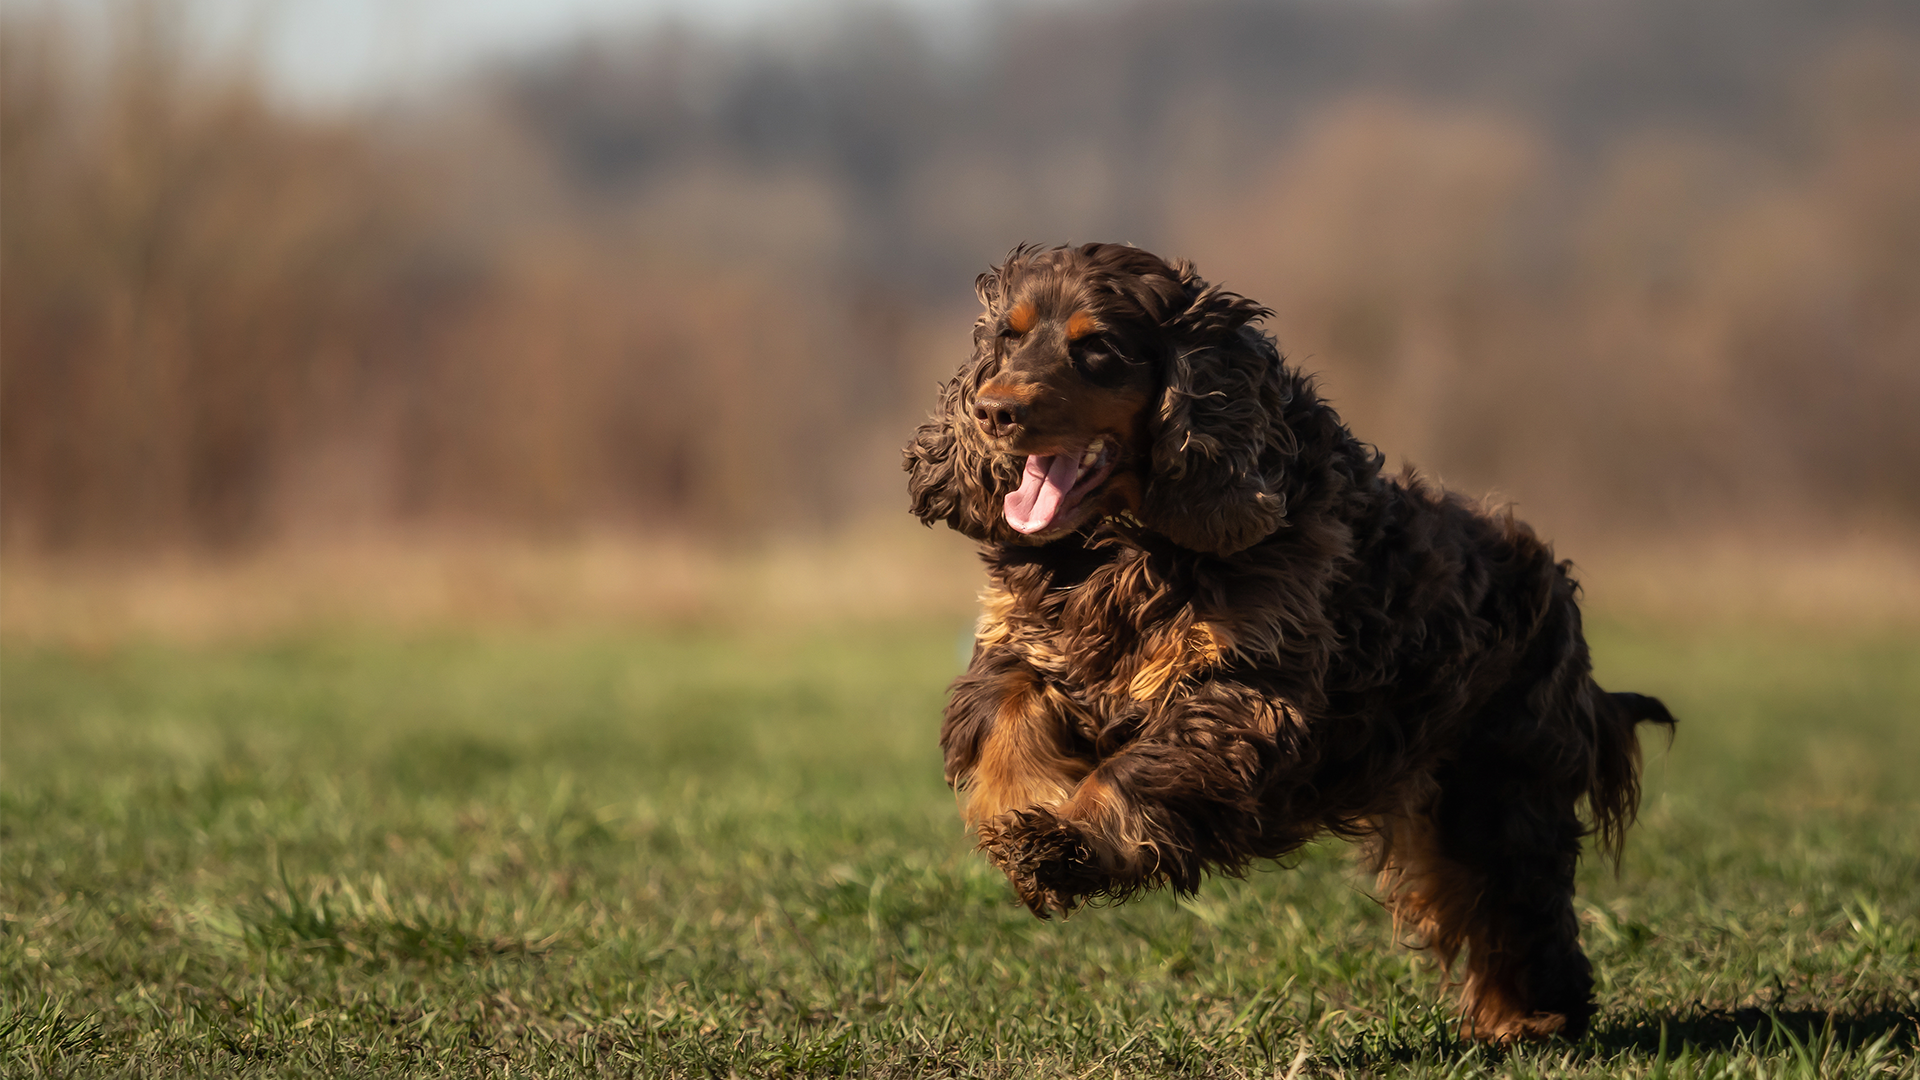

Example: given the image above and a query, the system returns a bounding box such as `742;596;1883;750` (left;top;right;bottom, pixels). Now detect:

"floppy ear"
903;268;1026;541
1138;268;1295;556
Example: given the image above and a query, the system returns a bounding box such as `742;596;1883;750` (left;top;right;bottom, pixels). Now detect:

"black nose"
972;391;1026;436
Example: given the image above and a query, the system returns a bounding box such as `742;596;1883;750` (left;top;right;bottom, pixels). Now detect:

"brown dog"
903;242;1674;1041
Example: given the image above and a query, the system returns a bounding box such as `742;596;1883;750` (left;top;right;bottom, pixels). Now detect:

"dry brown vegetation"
1;9;856;552
3;0;1917;632
1179;63;1920;535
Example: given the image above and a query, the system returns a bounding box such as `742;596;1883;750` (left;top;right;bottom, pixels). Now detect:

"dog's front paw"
976;807;1110;918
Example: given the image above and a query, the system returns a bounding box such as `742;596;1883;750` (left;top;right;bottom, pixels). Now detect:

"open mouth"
1004;437;1116;535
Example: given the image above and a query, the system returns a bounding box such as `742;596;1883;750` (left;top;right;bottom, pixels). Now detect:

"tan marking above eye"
1066;310;1100;341
1006;301;1036;335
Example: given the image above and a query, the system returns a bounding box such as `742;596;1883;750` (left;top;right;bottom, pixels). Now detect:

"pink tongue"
1004;450;1084;534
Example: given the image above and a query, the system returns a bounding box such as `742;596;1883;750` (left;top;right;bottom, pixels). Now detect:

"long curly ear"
903;266;1025;540
1138;268;1294;555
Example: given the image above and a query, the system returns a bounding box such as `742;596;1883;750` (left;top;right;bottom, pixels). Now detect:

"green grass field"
3;617;1917;1077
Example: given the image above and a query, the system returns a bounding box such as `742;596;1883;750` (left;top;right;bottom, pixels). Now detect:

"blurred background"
4;0;1918;638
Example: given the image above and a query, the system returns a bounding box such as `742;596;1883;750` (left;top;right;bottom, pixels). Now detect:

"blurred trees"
1;12;419;548
1178;56;1920;529
3;0;1916;553
1;8;850;550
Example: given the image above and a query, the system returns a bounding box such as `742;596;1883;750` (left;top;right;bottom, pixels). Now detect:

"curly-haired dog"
903;242;1675;1042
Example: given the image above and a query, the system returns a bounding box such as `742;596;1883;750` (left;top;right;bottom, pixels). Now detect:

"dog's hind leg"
1376;745;1596;1042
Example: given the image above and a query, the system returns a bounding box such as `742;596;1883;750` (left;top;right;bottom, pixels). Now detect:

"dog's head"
905;243;1295;556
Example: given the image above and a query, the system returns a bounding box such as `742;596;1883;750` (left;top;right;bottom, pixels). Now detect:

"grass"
2;616;1916;1077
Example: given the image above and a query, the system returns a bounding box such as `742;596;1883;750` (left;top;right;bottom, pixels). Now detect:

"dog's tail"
1588;690;1677;863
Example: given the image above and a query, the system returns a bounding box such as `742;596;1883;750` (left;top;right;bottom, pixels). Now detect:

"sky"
18;0;991;106
235;0;841;104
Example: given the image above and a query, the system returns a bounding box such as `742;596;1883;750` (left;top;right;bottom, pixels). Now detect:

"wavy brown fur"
904;243;1676;1043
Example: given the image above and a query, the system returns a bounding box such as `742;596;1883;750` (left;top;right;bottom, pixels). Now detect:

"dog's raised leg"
940;649;1099;913
981;680;1306;912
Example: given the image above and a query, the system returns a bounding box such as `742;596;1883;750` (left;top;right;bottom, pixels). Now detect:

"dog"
902;242;1675;1042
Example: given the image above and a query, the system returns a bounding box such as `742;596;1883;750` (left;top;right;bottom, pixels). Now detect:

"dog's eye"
1072;338;1144;385
998;325;1024;340
1071;340;1119;373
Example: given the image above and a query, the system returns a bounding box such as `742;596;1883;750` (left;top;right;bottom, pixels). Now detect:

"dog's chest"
973;568;1232;711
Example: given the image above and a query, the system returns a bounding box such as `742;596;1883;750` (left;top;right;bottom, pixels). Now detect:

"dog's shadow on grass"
1322;1007;1917;1070
1591;1006;1919;1058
